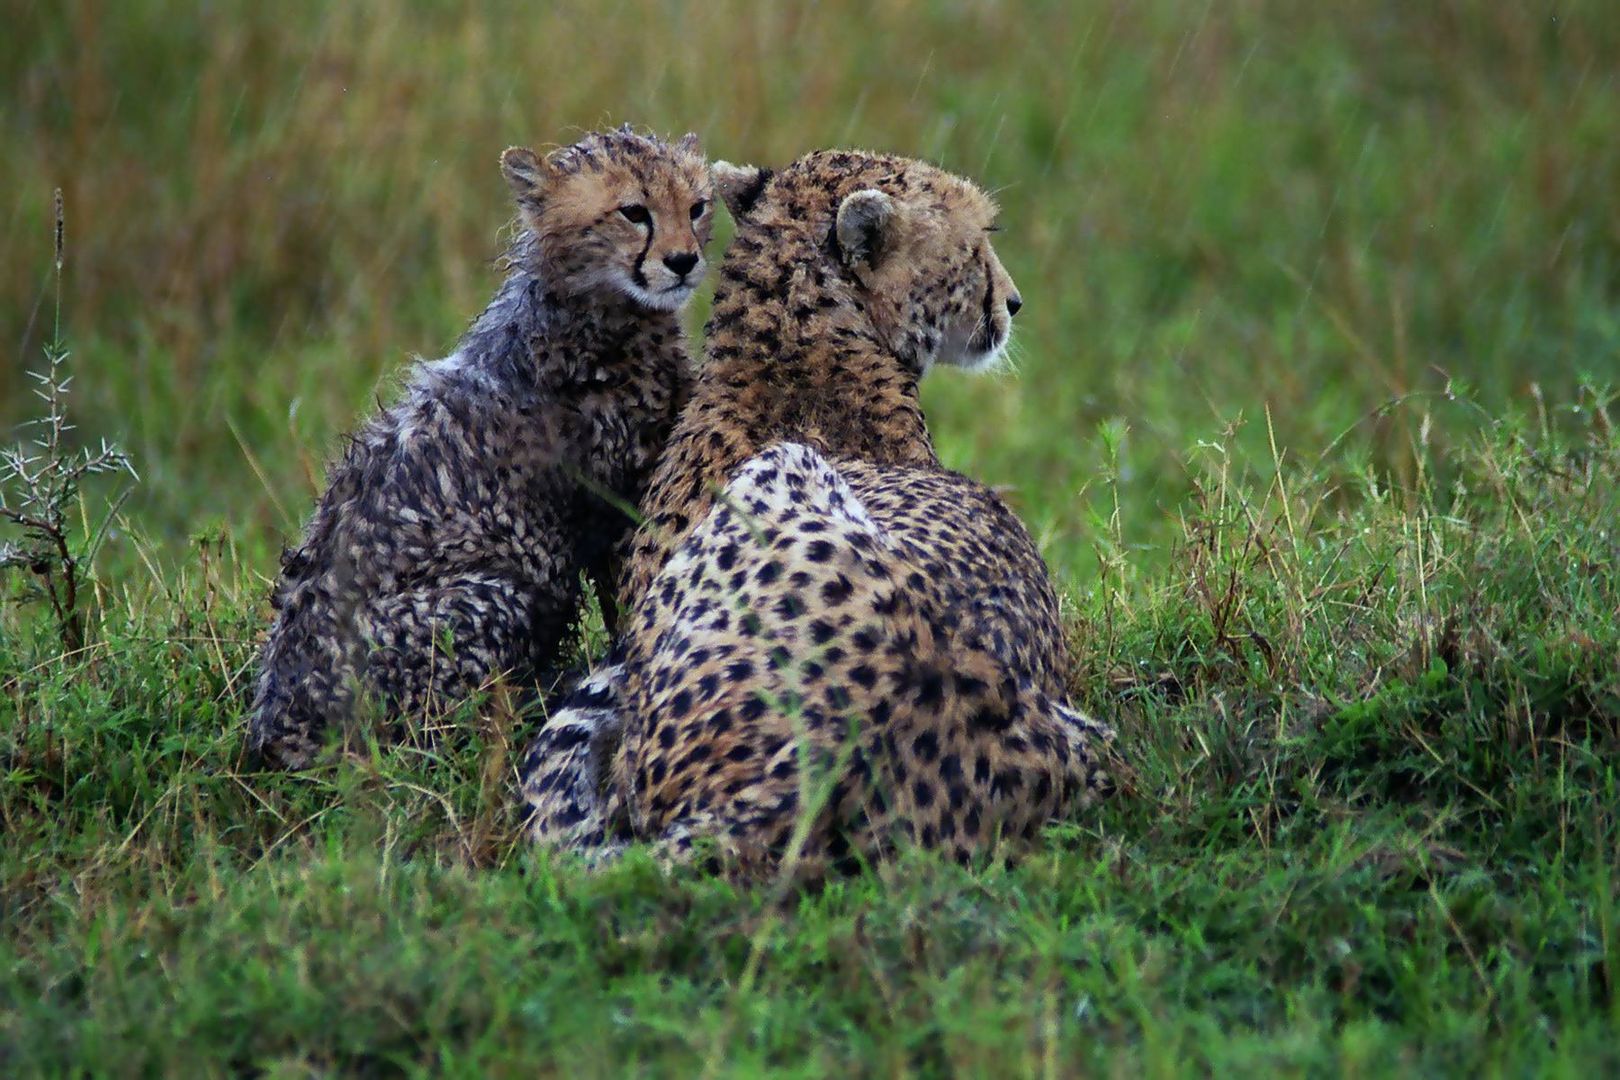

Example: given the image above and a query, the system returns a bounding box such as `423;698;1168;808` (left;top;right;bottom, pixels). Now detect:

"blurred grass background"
7;0;1616;581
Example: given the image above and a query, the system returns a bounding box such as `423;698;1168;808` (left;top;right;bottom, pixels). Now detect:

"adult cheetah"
522;150;1114;875
249;126;714;769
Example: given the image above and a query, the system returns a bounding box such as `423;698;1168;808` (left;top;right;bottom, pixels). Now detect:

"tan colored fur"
620;150;1023;613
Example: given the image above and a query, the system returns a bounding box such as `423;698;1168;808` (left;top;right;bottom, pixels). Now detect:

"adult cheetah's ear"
500;146;552;202
712;161;772;221
835;189;895;272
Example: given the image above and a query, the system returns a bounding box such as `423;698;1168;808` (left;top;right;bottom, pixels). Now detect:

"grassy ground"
4;0;1620;1073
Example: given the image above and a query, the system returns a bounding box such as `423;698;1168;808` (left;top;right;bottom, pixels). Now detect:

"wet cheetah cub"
249;126;714;769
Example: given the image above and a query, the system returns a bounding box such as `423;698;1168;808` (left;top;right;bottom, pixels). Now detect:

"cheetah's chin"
949;331;1012;375
621;280;697;313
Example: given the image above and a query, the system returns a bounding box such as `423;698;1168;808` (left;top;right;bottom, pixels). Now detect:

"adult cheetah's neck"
616;229;939;613
695;231;937;469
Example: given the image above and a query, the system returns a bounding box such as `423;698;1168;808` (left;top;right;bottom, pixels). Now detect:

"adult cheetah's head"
501;125;715;312
713;150;1022;373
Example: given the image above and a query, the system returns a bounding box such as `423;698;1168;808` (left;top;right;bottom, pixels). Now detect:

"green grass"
5;0;1620;1073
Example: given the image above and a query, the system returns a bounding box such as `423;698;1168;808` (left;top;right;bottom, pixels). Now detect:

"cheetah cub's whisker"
522;149;1112;878
248;125;714;769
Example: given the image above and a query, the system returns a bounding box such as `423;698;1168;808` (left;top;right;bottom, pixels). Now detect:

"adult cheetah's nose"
663;251;699;277
1005;293;1023;318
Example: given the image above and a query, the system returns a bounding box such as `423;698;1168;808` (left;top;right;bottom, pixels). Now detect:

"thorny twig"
1;189;138;653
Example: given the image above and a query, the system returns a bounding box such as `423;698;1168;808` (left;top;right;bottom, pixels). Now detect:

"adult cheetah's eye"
689;199;708;221
619;204;651;226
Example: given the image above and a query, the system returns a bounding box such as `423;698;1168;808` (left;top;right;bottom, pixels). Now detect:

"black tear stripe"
732;167;775;217
975;248;997;350
632;216;656;288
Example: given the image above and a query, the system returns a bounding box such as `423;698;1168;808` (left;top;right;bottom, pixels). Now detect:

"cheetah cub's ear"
835;189;895;272
712;161;773;220
500;146;553;202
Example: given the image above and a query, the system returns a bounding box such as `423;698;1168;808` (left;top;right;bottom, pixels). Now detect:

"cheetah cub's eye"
619;205;651;226
689;200;709;221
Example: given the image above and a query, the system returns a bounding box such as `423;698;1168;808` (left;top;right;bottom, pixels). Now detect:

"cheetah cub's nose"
1005;293;1024;318
663;251;700;277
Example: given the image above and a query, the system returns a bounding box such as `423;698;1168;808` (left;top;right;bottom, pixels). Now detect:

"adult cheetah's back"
834;459;1070;695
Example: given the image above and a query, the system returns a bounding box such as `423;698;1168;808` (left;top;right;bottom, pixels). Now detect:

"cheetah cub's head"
501;126;715;312
714;150;1023;372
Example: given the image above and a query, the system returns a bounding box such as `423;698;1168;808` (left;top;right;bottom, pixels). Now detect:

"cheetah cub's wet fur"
522;150;1114;876
249;126;714;769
